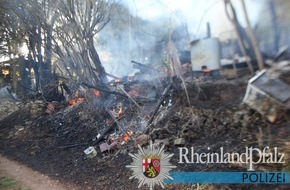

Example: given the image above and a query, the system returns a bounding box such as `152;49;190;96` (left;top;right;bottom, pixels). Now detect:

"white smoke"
98;0;266;77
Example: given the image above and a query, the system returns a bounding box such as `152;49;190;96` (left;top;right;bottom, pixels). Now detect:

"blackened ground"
0;81;290;190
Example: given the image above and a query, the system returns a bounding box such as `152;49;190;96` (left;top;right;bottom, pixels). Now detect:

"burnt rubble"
1;46;290;189
1;71;290;189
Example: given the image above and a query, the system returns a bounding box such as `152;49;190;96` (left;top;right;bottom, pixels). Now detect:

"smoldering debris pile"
1;79;290;160
1;74;290;189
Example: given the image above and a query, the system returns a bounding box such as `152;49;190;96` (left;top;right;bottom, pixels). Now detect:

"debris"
154;138;170;146
25;121;33;126
116;84;141;109
46;101;59;114
99;142;110;153
174;138;185;146
69;96;85;106
217;125;226;133
145;84;172;131
134;134;150;147
94;115;124;144
243;69;290;122
122;130;133;143
29;100;45;116
180;121;199;141
84;147;97;158
109;141;118;151
14;125;24;131
106;108;132;141
0;101;20;120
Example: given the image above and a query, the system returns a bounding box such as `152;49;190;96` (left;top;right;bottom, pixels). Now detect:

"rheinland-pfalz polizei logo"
126;141;176;190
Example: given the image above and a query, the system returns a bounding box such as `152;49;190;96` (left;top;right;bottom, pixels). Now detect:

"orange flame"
123;130;134;142
69;97;85;106
93;89;101;97
115;78;121;83
118;107;123;116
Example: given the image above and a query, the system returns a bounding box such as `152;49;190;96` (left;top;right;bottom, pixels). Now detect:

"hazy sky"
121;0;265;39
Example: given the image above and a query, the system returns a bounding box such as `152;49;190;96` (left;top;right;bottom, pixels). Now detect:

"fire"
93;89;101;97
115;78;122;83
69;97;85;106
118;106;123;116
123;130;134;142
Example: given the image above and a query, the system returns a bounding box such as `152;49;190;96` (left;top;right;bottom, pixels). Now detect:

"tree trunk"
36;25;43;90
88;36;108;84
44;23;53;81
241;0;264;70
224;0;255;75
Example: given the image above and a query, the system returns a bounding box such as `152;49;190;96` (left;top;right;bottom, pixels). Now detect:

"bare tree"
54;0;113;86
1;0;114;100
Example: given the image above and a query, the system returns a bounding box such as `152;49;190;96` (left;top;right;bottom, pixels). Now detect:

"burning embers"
99;130;134;153
68;96;85;106
123;130;133;142
69;89;102;106
109;130;134;144
93;89;101;97
118;106;123;116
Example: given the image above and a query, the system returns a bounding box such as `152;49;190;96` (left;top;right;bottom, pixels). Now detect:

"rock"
34;100;45;105
79;112;89;120
179;120;199;142
154;138;170;146
0;100;21;120
119;149;127;155
134;134;150;146
174;138;185;146
25;121;33;126
233;111;244;123
14;125;24;131
170;115;181;123
217;125;225;132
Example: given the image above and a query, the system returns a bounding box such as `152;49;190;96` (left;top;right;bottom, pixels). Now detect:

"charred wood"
145;84;172;134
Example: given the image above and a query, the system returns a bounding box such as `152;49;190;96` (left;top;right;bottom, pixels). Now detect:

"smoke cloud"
98;0;266;77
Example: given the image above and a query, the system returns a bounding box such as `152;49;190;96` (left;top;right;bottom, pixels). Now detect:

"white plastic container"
84;146;97;158
190;38;221;71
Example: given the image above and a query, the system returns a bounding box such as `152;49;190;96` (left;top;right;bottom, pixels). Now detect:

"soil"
0;154;77;190
0;80;290;190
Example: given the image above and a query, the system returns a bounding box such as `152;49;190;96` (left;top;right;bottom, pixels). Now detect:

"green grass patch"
0;176;30;190
0;177;17;188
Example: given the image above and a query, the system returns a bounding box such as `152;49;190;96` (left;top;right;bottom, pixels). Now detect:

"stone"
79;112;89;121
35;100;44;104
25;121;33;126
217;125;225;132
14;125;24;131
154;138;170;146
134;134;150;146
174;138;185;146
